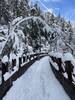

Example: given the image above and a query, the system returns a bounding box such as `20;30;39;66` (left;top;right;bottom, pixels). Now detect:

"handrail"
0;53;47;99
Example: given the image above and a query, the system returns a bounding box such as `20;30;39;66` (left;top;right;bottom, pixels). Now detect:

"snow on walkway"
3;56;70;100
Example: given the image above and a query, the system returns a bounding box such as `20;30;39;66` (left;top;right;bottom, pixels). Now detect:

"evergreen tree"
18;0;28;17
61;21;65;32
68;21;73;44
50;14;55;25
34;2;41;16
0;0;10;24
8;0;29;18
56;13;61;25
12;0;19;18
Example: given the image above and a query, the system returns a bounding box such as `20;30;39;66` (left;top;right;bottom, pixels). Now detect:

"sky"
30;0;75;22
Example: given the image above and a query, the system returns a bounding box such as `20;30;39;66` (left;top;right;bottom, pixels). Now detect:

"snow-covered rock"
2;55;8;63
63;52;74;61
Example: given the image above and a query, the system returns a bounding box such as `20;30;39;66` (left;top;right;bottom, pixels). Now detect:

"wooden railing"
49;55;75;100
0;52;48;99
50;62;75;100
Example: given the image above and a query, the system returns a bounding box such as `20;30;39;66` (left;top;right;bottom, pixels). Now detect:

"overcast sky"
30;0;75;22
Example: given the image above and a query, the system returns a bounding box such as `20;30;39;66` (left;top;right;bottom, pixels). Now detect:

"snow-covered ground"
3;56;70;100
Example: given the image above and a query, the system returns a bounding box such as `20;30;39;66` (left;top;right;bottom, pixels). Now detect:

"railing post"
19;57;22;69
12;59;16;71
25;55;27;62
64;61;73;82
0;59;2;85
8;61;12;86
29;55;31;61
27;55;29;62
57;58;63;73
23;56;25;63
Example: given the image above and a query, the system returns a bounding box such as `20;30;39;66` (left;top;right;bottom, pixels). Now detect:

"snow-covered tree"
18;0;29;17
50;14;55;25
67;21;73;44
0;0;10;24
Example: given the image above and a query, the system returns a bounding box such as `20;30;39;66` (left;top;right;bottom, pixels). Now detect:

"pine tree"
61;21;65;32
12;0;19;18
7;0;29;18
56;13;61;25
0;0;10;24
68;21;73;44
18;0;28;17
34;2;41;16
50;14;55;25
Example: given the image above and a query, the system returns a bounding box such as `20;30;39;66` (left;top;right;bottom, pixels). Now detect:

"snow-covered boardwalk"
3;56;70;100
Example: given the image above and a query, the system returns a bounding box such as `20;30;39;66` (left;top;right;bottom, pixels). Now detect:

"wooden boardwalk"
0;54;47;100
